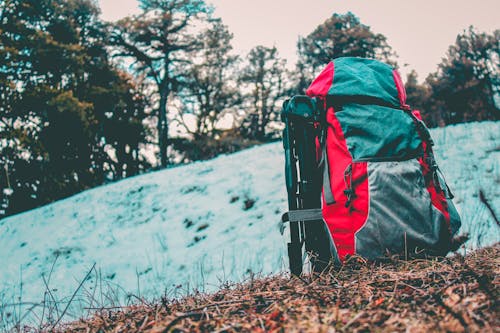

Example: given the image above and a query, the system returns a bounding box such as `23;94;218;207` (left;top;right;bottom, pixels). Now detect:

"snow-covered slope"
429;122;500;248
1;121;499;325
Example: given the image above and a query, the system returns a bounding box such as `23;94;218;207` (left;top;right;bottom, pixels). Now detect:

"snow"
430;122;500;249
2;189;13;196
1;121;499;327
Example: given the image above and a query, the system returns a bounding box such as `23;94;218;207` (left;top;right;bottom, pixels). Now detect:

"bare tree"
111;0;211;167
177;18;241;139
239;46;287;140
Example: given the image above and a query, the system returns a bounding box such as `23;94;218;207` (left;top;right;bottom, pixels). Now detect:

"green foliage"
0;0;152;217
426;27;499;125
170;129;260;163
295;12;395;93
139;0;212;14
404;70;437;126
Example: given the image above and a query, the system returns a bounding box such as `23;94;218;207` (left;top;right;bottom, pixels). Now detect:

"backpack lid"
306;57;408;109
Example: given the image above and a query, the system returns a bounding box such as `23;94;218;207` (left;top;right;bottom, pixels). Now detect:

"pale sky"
99;0;499;81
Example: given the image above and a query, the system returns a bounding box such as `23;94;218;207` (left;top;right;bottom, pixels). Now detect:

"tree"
85;68;152;180
404;70;439;126
426;27;499;125
111;0;211;167
0;0;152;217
177;18;240;139
1;0;101;215
295;12;395;93
239;46;287;140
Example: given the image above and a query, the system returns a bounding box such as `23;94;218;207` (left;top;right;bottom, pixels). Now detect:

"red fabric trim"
412;110;422;120
392;70;410;110
418;145;451;229
315;136;321;162
413;111;451;231
322;107;369;261
306;62;334;97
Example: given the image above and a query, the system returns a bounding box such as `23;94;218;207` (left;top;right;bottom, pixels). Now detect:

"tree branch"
112;33;161;85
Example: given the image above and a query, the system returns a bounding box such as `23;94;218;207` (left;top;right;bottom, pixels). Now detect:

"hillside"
1;121;499;329
64;244;499;332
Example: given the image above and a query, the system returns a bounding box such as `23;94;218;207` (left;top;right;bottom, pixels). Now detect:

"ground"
58;244;499;333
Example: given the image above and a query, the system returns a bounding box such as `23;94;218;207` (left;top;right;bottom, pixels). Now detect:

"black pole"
283;115;303;276
282;96;332;275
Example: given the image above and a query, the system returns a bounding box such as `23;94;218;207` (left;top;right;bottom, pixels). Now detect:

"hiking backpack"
281;57;461;275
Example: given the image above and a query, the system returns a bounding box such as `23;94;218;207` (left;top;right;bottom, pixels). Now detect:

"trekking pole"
282;102;303;276
282;96;332;275
293;108;331;272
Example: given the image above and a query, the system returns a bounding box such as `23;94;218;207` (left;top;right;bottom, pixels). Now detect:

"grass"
47;244;500;333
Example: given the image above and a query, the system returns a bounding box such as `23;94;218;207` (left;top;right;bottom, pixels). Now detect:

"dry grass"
54;244;498;333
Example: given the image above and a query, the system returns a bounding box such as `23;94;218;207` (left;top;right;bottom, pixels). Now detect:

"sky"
98;0;499;81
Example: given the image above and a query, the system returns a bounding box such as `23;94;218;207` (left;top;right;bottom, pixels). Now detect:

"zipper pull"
343;164;356;207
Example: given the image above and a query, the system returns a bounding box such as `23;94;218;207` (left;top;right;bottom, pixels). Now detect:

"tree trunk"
158;88;169;168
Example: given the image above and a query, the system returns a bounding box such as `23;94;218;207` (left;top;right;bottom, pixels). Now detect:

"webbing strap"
409;112;454;199
282;209;324;223
322;146;336;205
412;116;434;146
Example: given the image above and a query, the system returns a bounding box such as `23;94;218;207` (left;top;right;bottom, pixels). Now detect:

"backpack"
281;57;461;274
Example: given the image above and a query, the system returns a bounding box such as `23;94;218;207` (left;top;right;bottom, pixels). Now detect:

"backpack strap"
320;144;336;205
282;208;324;223
408;111;454;199
280;209;323;235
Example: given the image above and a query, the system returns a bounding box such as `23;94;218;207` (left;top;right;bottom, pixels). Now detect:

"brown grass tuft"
56;244;499;333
